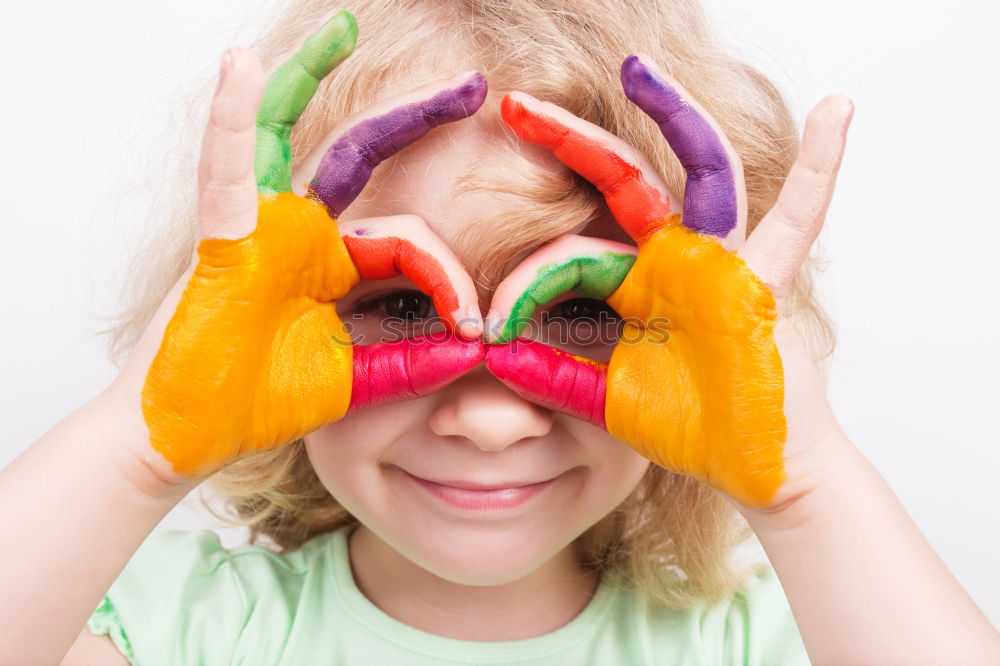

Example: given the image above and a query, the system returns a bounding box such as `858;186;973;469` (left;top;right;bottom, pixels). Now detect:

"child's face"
301;96;650;586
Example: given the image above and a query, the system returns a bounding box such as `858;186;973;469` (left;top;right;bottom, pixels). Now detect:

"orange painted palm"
486;55;852;510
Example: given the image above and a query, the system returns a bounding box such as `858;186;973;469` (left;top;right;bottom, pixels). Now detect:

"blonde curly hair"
105;0;833;609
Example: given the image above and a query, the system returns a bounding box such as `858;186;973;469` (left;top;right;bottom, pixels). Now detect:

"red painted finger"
349;332;485;411
484;339;607;428
499;91;679;244
340;214;482;338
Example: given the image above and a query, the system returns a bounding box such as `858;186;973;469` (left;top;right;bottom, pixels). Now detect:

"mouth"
395;468;563;511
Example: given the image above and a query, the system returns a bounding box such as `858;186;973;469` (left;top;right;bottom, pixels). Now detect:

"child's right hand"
107;11;486;483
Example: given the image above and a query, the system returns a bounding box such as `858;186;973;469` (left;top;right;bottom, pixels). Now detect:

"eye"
542;297;621;325
354;289;434;321
536;297;624;354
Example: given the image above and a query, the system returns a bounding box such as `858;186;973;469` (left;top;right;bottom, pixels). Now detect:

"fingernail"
452;70;480;82
482;312;506;343
459;305;483;338
842;97;856;120
510;90;534;103
218;50;233;89
315;8;341;27
459;319;483;339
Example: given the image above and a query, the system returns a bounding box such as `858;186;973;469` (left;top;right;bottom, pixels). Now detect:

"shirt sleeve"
86;529;251;666
721;566;811;666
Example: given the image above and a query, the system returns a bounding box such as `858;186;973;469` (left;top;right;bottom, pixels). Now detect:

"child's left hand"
484;54;854;513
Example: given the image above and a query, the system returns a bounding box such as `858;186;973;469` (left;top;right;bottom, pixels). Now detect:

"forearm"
0;389;198;664
740;433;1000;665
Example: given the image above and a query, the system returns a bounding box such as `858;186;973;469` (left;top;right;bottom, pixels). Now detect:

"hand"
484;54;854;511
111;12;487;480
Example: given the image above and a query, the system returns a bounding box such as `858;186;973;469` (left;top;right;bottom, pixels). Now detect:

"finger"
198;49;266;241
499;91;679;244
300;71;488;216
620;54;747;246
484;235;637;344
339;215;483;338
737;95;854;297
484;340;607;428
255;10;357;195
261;8;345;78
348;332;485;411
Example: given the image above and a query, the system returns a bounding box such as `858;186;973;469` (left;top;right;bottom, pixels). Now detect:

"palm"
142;193;358;475
605;223;785;508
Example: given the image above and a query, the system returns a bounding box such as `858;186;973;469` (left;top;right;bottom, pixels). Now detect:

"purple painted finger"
308;72;488;216
620;55;740;238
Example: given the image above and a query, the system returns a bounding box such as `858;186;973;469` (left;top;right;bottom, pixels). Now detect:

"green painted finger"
255;10;358;194
486;235;638;344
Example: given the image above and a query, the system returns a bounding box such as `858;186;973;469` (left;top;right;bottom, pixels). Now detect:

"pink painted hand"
112;13;487;480
485;54;854;511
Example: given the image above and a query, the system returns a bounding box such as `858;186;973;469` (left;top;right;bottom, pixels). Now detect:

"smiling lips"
400;469;559;510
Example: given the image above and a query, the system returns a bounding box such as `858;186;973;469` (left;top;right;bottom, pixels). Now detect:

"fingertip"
330;8;358;31
812;94;855;123
315;9;358;48
831;93;855;114
450;71;489;117
620;52;676;101
482;339;514;374
500;91;539;125
506;90;540;106
806;95;856;150
217;48;265;102
481;310;496;342
620;53;648;82
453;70;488;101
830;94;856;130
456;305;483;339
482;312;513;345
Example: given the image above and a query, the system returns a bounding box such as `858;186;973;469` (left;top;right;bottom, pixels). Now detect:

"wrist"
732;429;872;535
87;387;202;502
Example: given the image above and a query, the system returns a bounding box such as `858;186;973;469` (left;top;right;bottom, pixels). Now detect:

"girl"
2;1;997;664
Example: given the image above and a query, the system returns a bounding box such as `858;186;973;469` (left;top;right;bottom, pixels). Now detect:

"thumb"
348;333;485;411
485;339;607;428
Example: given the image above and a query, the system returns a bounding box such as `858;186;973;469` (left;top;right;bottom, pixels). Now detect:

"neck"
347;525;599;641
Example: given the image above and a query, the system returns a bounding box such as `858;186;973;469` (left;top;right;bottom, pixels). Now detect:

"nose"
427;366;554;451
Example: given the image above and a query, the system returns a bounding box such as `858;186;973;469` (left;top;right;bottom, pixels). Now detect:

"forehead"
337;97;632;289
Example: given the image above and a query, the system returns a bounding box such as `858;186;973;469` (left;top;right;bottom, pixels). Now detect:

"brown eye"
341;288;440;345
543;298;620;324
538;297;624;354
382;290;432;320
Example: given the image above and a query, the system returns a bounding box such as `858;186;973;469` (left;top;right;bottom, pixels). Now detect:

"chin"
396;518;581;587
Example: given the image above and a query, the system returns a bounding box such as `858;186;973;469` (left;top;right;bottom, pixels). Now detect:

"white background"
1;0;997;627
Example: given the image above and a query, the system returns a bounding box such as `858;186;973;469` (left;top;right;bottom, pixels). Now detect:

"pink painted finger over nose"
484;339;607;428
349;332;485;411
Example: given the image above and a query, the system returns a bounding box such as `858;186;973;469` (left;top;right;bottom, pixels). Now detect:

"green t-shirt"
88;524;810;665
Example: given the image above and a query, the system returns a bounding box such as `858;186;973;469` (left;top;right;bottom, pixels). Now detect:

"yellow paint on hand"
605;221;786;508
142;192;360;476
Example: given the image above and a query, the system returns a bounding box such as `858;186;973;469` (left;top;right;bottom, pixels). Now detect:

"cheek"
303;399;426;503
564;419;651;512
